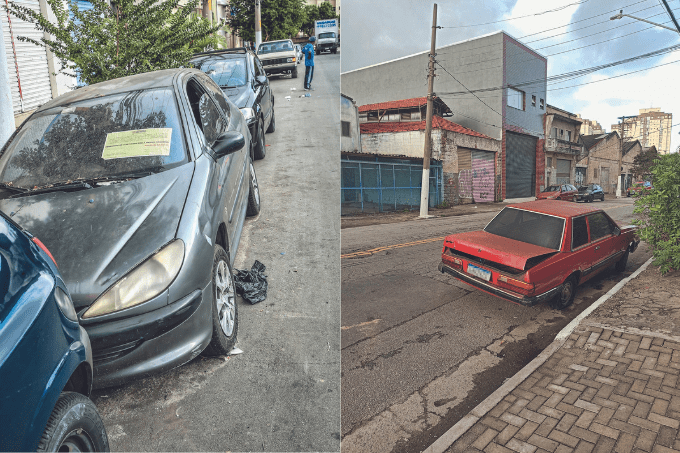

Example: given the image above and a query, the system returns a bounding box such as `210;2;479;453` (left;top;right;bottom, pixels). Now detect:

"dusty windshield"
484;207;565;250
319;32;336;39
0;88;187;189
194;58;247;87
258;41;293;54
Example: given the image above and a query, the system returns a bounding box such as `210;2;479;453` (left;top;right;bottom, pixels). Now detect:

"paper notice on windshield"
102;128;172;159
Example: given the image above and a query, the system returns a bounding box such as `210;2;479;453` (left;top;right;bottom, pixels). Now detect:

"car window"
543;185;559;192
186;80;227;146
0;88;187;189
572;216;589;249
253;54;265;78
193;57;247;88
196;74;231;122
587;212;614;241
485;207;565;250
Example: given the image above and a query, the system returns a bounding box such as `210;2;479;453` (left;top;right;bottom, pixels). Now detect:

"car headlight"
287;57;295;62
55;287;78;322
239;107;255;122
82;240;185;319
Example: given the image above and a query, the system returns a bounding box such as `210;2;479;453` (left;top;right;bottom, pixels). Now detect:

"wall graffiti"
458;169;473;199
472;152;494;203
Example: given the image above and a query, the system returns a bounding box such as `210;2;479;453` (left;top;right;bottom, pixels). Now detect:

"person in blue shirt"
302;36;315;90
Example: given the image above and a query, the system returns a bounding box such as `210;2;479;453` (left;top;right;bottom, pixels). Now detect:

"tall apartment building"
611;108;672;155
578;117;604;136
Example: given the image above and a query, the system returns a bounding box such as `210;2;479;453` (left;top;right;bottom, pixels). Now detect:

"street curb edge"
421;256;654;453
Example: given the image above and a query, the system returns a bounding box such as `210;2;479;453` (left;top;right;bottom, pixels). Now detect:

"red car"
438;200;639;309
627;181;653;197
537;184;579;201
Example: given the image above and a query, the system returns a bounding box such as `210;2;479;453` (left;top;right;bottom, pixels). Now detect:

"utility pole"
0;20;14;148
617;115;634;197
255;0;262;50
419;3;437;218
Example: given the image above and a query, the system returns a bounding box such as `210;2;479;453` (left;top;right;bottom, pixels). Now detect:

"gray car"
0;68;260;388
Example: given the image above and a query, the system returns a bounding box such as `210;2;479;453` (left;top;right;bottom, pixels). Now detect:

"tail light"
497;275;534;296
32;237;58;267
442;246;463;269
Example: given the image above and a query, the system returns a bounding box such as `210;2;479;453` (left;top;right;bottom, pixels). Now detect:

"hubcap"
561;283;573;304
58;429;95;452
215;260;235;336
250;162;260;206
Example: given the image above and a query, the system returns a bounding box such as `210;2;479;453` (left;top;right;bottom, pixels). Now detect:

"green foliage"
318;1;337;20
228;0;305;42
630;146;658;180
633;153;680;275
3;0;221;85
300;4;319;36
185;14;229;54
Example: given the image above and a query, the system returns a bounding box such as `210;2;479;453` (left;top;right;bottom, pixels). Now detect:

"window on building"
532;95;536;107
551;127;557;138
401;112;411;121
593;168;598;178
547;157;553;167
540;99;545;109
507;87;524;110
567;131;572;141
367;111;379;122
559;129;564;138
341;121;351;137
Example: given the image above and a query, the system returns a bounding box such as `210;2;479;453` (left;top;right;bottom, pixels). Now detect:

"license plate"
467;263;491;281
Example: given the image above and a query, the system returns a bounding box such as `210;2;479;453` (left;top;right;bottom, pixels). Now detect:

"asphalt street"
91;53;341;451
340;197;652;453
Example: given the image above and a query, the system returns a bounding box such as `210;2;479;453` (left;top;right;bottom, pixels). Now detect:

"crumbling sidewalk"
426;258;680;453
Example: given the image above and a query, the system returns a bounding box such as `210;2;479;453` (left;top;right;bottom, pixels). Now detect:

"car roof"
261;39;292;44
506;200;602;218
37;68;198;112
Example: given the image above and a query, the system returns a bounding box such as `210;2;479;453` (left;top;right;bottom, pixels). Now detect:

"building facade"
578;132;621;194
341;31;547;201
611;108;672;155
579;117;604;136
544;105;585;186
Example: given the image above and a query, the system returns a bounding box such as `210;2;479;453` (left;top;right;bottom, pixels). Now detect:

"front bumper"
262;62;296;74
438;262;562;307
86;284;213;388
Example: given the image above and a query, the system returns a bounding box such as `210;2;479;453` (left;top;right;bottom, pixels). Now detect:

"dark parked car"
537;184;579;201
439;201;639;310
0;68;260;388
190;48;275;161
575;183;604;202
0;211;109;451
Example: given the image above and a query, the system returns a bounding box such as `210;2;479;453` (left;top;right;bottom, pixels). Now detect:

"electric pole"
419;3;437;218
255;0;262;50
617;115;634;197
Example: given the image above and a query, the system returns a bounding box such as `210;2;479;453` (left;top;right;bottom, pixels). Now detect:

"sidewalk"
427;259;680;453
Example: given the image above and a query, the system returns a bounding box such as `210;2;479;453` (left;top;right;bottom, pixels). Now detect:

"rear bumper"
438;262;562;307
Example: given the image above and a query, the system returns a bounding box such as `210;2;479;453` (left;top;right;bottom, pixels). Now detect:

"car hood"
222;86;253;110
258;50;295;60
445;231;558;271
0;163;194;308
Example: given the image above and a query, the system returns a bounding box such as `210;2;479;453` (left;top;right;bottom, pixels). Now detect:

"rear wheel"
266;109;276;133
38;392;109;452
292;66;298;78
246;161;260;217
601;194;605;201
588;195;593;203
253;119;266;160
203;245;238;356
551;276;577;310
615;251;629;272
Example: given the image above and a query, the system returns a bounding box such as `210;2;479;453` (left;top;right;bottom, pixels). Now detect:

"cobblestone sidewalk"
445;325;680;453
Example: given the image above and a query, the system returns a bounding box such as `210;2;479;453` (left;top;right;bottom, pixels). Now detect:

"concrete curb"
422;256;655;453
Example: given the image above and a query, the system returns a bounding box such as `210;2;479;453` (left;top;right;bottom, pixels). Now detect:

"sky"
340;0;680;153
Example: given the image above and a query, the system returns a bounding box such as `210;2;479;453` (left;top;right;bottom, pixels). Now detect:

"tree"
4;0;221;85
300;4;319;37
318;1;337;20
630;146;659;180
228;0;305;43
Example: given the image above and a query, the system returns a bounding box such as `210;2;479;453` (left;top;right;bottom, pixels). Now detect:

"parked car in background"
439;200;639;310
627;181;653;197
575;184;604;202
537;184;579;201
256;39;298;79
0;68;260;388
294;44;303;62
0;211;109;452
191;48;275;160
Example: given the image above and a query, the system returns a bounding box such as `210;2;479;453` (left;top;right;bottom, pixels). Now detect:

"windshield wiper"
87;170;155;183
0;183;28;194
10;181;93;198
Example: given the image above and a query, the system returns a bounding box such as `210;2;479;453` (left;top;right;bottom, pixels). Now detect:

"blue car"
0;211;109;451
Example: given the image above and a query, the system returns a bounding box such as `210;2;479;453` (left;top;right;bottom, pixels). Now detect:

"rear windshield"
193;58;247;87
0;88;187;189
484;207;565;250
319;32;336;39
258;41;293;54
543;185;560;192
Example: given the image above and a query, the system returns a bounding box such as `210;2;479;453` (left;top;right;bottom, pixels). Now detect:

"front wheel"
601;194;605;201
551;277;577;310
292;66;298;79
253;119;266;160
203;245;238;356
615;251;629;272
266;109;276;133
38;392;109;452
588;195;593;203
246;161;261;217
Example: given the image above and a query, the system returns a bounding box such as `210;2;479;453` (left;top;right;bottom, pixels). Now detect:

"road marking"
341;203;634;259
341;319;382;330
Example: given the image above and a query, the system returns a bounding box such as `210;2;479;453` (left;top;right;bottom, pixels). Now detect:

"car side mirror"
212;131;245;158
255;75;267;85
613;227;621;236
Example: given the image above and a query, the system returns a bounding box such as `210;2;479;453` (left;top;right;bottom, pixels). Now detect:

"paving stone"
527;434;559;452
591;397;619;410
485;442;514;453
516;421;540;441
546;393;567;408
593;408;616;426
564;390;583;405
575;411;597;429
520;408;548;425
651;445;680;453
506;438;538;453
583;388;600;402
629;415;661;433
556;414;579;433
549;430;581;448
569;425;600;444
483;416;510;432
655;426;677;448
555;445;574;453
589;422;621;440
473;428;500;451
645;389;672;401
501;412;528;427
535;418;561;438
635;429;657;452
528;396;550;412
539;406;566;420
557;402;585;417
575;399;602;413
633;380;649;393
497;424;522;446
640;338;653;350
509;399;532;415
608;419;641;436
651;399;670;416
575;441;596;453
648;413;680;430
594;436;617;453
491;401;514;418
629;392;656;405
614;432;638;453
630;401;651;419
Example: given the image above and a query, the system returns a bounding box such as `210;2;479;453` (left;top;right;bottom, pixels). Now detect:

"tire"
266;108;276;133
315;48;319;55
332;48;337;54
615;250;629;273
203;245;238;356
601;194;605;201
38;392;109;452
292;66;298;79
588;195;593;203
551;276;577;310
253;118;266;160
246;161;260;217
